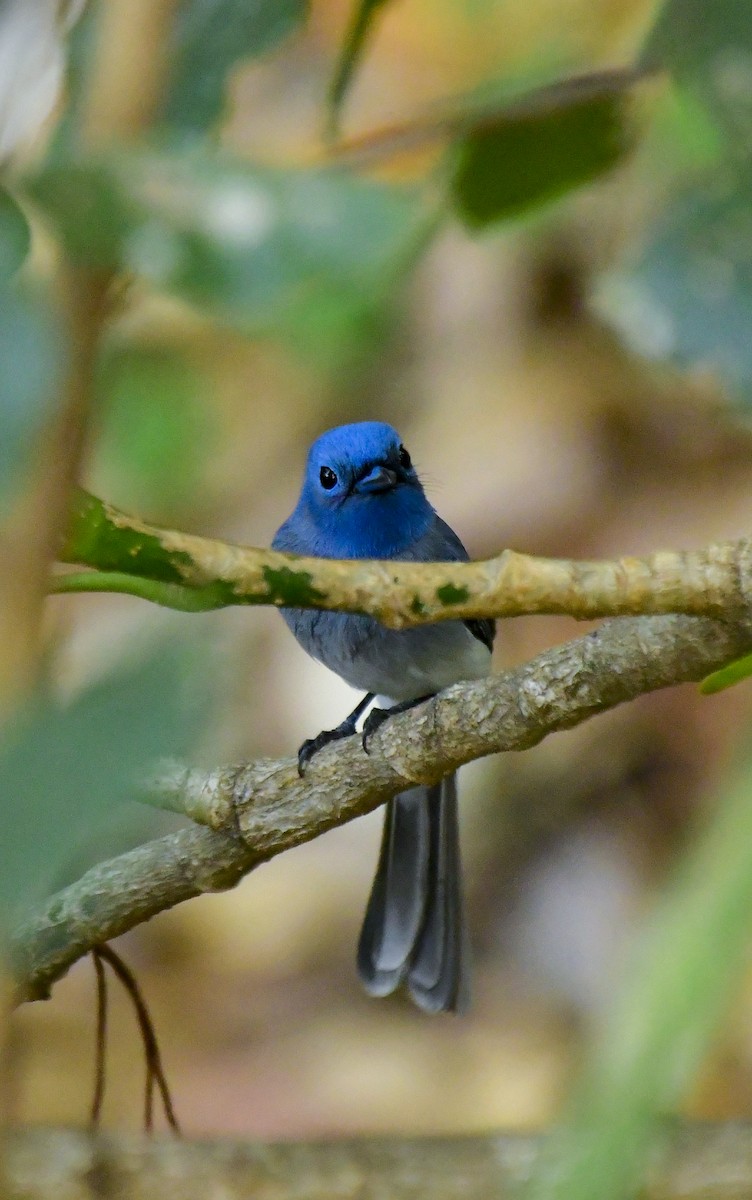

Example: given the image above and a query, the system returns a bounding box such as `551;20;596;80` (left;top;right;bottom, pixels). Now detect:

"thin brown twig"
324;65;651;166
94;944;180;1136
89;949;109;1128
145;1065;156;1135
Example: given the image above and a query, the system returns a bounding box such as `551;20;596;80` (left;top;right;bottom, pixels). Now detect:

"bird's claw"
297;721;357;776
361;707;390;754
296;695;375;776
361;693;434;754
297;733;329;777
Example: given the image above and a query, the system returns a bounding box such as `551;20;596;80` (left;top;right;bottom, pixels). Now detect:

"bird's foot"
297;693;375;777
297;727;349;776
361;694;434;754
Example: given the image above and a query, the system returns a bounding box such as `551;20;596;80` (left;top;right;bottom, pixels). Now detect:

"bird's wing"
414;516;496;651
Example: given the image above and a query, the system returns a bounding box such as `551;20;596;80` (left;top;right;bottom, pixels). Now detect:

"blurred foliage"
93;344;212;512
46;3;99;164
0;186;30;279
597;172;752;404
529;747;752;1200
641;84;725;174
0;643;205;915
452;71;634;228
327;0;392;134
29;152;423;364
0;185;53;505
0;287;64;508
641;0;752;144
28;161;140;269
162;0;309;136
599;0;752;407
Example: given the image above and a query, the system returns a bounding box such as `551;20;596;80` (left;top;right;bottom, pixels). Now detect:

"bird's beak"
355;465;398;494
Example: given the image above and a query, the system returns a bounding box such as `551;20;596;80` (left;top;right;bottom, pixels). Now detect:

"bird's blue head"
289;421;434;558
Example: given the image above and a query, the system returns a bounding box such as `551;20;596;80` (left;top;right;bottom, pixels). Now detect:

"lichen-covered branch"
5;1121;751;1200
13;612;752;1004
58;490;752;628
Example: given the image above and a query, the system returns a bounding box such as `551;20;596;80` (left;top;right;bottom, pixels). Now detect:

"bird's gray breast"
280;608;490;702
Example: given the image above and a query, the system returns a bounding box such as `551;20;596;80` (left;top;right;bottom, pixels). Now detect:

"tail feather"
407;776;469;1013
356;786;429;995
357;775;469;1014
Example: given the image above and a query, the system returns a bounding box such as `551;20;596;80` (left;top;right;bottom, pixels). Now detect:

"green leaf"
163;0;308;135
452;71;634;228
595;168;752;407
0;188;31;280
0;643;207;914
327;0;392;136
700;653;752;694
641;0;752;146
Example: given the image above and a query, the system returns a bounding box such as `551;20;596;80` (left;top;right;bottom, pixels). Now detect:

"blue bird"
273;422;494;1012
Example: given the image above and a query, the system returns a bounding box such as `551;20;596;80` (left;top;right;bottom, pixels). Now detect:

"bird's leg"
297;692;375;777
361;694;434;754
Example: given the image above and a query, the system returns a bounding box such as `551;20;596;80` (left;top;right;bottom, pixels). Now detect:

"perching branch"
4;1121;752;1200
57;490;752;629
12;611;752;1005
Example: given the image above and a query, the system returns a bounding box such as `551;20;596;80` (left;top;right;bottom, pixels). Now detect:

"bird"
272;421;494;1013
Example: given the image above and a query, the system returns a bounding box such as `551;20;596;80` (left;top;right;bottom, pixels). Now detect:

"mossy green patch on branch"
436;583;470;606
61;489;194;584
261;566;327;607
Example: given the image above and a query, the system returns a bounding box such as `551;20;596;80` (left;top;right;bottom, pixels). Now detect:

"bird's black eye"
398;444;411;470
320;466;337;490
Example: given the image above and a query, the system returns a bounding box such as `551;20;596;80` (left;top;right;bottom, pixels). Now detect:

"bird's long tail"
356;774;469;1013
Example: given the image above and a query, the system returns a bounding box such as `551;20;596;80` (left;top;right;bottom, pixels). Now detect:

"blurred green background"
4;0;752;1181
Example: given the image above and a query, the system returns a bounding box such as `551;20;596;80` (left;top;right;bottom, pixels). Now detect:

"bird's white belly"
341;622;492;703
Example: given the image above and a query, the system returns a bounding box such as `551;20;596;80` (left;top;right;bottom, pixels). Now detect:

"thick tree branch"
4;1122;751;1200
12;612;752;1005
58;490;752;628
